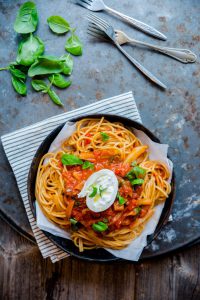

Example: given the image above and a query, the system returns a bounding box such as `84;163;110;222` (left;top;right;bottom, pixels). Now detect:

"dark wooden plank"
0;217;199;300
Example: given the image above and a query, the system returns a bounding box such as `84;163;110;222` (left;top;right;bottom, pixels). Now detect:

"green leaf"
49;74;71;89
28;55;65;77
92;222;108;232
47;89;63;106
100;132;109;141
61;154;83;166
82;161;94;170
69;218;78;225
60;54;73;75
99;186;107;197
14;1;38;34
31;79;48;92
132;166;146;178
89;186;98;198
117;192;126;205
65;34;83;56
16;34;44;66
9;65;26;80
134;207;141;214
0;67;9;71
11;76;27;96
130;178;144;186
47;15;71;34
131;161;137;167
126;166;146;181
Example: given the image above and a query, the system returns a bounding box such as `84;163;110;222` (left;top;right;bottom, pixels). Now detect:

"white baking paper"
36;121;173;261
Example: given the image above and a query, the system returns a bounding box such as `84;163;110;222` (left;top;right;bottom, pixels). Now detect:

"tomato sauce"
60;156;148;232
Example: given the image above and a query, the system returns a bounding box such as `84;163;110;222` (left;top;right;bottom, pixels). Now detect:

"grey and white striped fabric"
1;91;141;263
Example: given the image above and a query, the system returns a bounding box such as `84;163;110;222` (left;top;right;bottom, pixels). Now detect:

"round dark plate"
27;114;176;262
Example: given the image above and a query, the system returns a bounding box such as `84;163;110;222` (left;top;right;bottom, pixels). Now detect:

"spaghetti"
36;118;171;251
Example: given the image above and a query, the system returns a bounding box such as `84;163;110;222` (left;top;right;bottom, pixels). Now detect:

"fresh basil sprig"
17;34;44;66
47;16;71;34
92;222;108;232
60;54;73;75
14;1;38;34
117;192;126;205
28;55;65;77
100;132;109;141
31;79;63;106
11;76;27;96
65;33;83;56
82;161;94;170
89;186;98;198
49;74;71;89
61;153;83;166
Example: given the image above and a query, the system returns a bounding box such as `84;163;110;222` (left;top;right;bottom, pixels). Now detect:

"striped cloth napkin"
1;91;141;263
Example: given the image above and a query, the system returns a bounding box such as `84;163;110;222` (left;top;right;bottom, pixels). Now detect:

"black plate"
27;114;176;262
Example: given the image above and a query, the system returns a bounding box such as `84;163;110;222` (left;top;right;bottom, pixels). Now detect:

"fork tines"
87;23;108;40
86;13;110;30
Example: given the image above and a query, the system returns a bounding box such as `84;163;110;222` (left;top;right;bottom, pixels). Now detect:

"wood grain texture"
0;217;199;300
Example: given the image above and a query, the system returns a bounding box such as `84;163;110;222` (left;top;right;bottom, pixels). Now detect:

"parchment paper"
36;122;173;261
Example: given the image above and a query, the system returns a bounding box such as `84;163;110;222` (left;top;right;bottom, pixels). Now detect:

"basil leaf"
61;154;83;166
126;166;146;181
132;166;146;178
65;34;83;56
9;65;26;80
0;67;9;71
31;79;48;92
131;161;137;167
60;54;73;75
117;192;126;205
92;222;108;232
16;34;44;66
28;55;65;77
134;207;141;214
49;74;71;89
69;218;78;225
47;89;63;106
14;1;38;34
99;186;107;197
100;132;109;141
47;16;71;34
89;186;98;198
11;76;27;96
130;178;144;186
82;161;94;170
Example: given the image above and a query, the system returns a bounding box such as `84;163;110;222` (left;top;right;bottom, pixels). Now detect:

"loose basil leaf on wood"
9;65;26;80
16;34;44;66
61;154;83;165
31;79;48;92
14;1;38;34
11;76;27;96
47;89;63;106
47;16;71;34
49;74;71;89
65;34;83;56
28;55;64;77
60;54;73;75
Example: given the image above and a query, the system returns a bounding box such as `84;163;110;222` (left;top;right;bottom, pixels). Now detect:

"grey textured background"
0;0;199;256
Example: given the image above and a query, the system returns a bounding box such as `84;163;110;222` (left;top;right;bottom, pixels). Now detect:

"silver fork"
76;0;167;40
115;30;197;63
87;14;167;89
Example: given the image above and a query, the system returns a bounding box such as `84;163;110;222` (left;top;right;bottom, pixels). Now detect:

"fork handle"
115;43;167;89
129;39;197;63
105;6;167;40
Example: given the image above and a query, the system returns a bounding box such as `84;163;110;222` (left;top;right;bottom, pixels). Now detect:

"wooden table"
1;217;199;300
